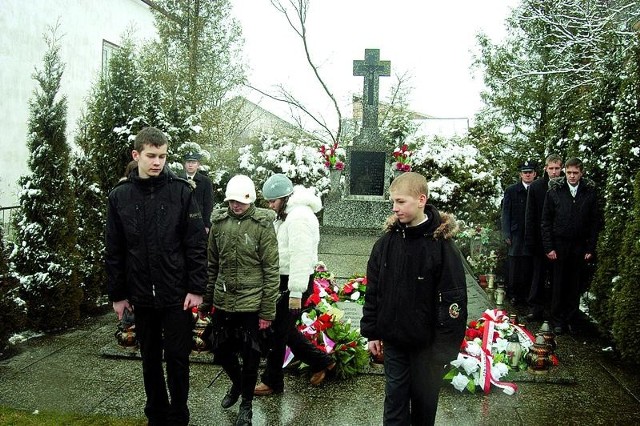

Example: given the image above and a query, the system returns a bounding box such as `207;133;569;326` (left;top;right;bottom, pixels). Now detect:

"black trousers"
550;243;585;328
212;310;261;402
528;254;553;317
507;255;533;302
383;343;443;426
135;306;193;426
261;275;333;391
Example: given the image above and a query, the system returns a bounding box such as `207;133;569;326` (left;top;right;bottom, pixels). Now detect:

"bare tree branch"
247;84;334;142
264;0;342;143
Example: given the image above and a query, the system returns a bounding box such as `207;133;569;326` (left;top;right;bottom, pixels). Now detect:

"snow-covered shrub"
411;135;502;224
237;133;330;199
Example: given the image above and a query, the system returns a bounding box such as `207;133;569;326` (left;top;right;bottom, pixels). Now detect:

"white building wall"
0;0;157;208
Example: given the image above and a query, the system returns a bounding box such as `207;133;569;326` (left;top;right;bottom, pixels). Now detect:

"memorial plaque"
349;151;386;196
336;301;363;327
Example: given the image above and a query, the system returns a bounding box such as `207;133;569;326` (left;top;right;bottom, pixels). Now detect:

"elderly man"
501;160;537;305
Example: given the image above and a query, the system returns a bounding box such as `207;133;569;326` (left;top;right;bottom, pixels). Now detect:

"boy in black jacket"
361;172;467;425
106;127;207;426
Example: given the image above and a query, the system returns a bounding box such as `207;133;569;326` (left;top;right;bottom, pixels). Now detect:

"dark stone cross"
353;49;391;129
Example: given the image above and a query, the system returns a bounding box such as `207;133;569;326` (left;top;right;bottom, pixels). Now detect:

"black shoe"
553;326;563;335
235;401;252;426
221;389;240;409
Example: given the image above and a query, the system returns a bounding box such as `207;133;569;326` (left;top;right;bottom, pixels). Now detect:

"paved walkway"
1;231;639;425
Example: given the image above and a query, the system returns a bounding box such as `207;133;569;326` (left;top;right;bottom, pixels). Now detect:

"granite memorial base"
322;196;391;233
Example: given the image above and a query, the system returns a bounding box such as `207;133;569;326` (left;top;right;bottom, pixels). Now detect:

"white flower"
491;362;509;380
496;320;511;331
350;291;361;301
300;312;315;326
460;356;480;375
451;373;470;392
493;337;509;354
451;354;481;375
465;340;482;357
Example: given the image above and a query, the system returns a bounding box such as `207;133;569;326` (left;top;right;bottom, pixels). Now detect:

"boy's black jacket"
361;205;467;366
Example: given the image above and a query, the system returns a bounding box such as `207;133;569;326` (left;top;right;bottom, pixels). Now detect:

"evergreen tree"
611;171;640;363
81;37;148;195
473;0;636;188
10;30;82;331
589;34;640;329
148;0;246;159
71;145;107;313
0;225;26;353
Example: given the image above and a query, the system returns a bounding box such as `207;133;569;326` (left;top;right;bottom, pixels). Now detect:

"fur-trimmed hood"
383;204;459;240
286;185;323;214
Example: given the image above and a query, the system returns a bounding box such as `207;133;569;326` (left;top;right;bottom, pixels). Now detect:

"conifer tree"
589;34;640;329
0;225;26;352
81;37;148;195
10;30;82;330
611;172;640;362
71;148;107;313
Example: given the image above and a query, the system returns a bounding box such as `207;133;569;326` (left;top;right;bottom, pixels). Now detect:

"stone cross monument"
353;49;390;130
323;48;393;233
348;48;390;197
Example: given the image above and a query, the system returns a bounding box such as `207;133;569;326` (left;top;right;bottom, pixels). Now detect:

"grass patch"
0;406;145;425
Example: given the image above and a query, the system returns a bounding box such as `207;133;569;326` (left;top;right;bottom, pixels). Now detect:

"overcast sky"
231;0;518;131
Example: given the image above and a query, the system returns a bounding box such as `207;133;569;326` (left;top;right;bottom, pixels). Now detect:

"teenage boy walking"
106;126;207;426
361;172;467;425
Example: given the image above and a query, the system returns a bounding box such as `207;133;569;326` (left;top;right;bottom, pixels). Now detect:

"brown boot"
253;382;274;396
310;362;336;386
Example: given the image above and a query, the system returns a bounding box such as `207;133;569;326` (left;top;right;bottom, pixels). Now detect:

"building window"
102;40;119;76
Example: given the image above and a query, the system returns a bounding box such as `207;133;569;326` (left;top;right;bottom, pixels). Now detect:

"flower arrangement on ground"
444;309;538;395
392;143;412;172
337;273;367;304
296;263;369;379
319;141;345;170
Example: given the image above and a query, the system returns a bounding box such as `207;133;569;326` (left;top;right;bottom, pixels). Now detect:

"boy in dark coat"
106;127;207;426
361;172;467;425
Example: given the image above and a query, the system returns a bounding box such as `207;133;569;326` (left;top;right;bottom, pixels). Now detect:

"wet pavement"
0;230;639;425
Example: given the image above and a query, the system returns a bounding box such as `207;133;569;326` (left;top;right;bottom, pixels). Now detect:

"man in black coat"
541;157;599;334
524;154;563;320
501;160;536;304
106;127;208;425
181;151;214;233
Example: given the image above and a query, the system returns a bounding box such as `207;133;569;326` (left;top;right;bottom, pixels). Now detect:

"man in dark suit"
524;154;563;321
501;160;536;304
541;157;599;334
181;152;214;233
